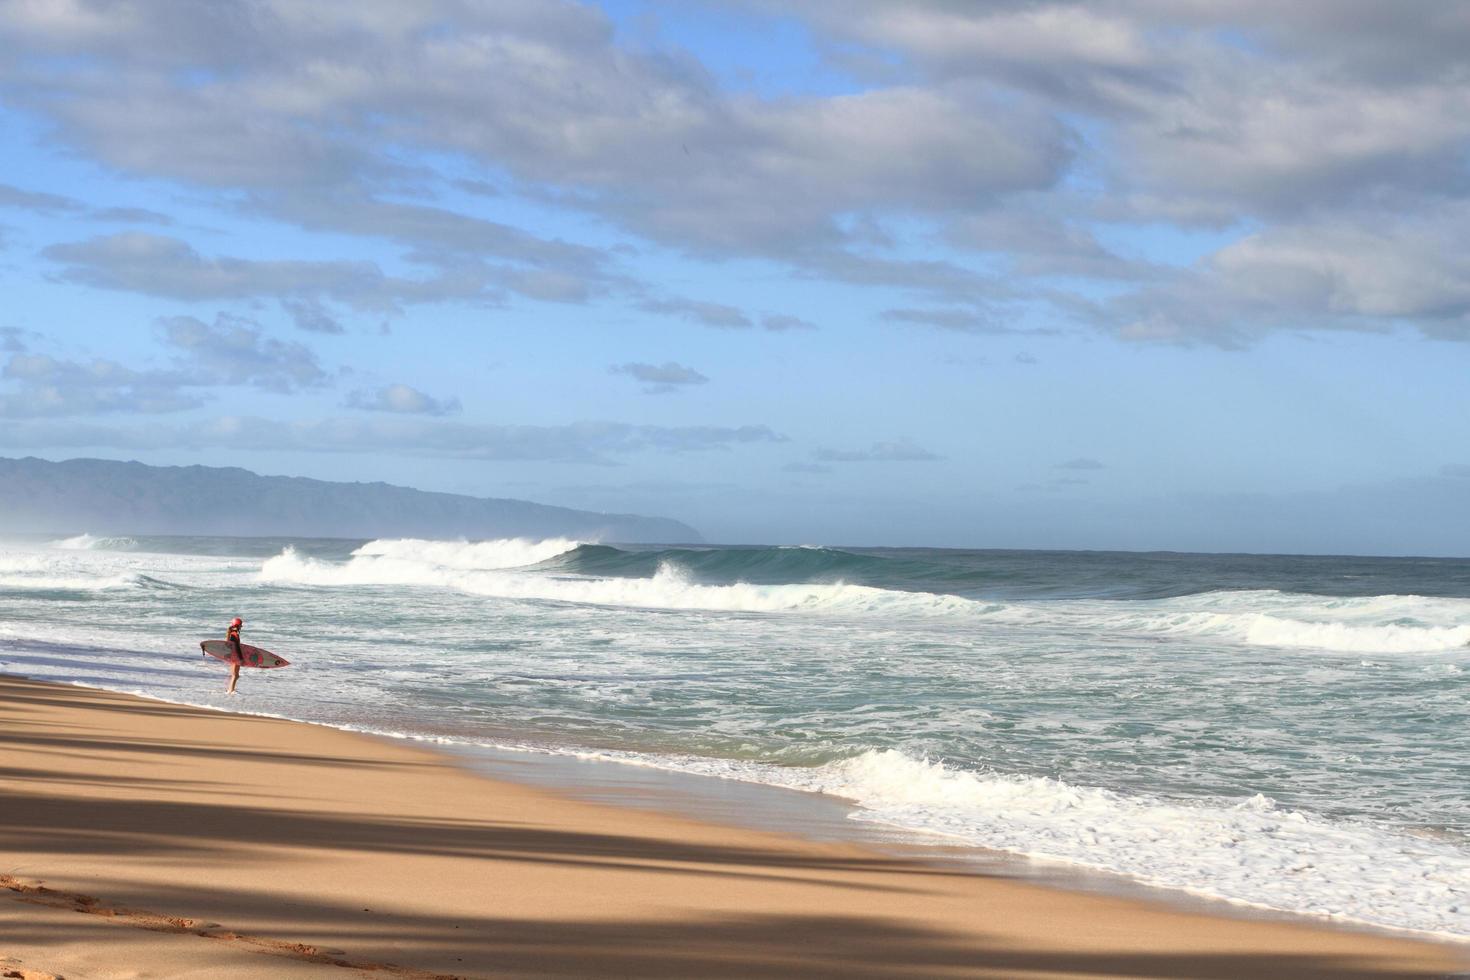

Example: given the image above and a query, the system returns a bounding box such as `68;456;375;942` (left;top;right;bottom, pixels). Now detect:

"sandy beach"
1;674;1464;979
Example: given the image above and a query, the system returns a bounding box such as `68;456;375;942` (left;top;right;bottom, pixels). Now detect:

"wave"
535;542;906;584
259;545;985;616
1244;616;1470;653
555;746;1470;939
0;576;138;591
0;555;139;591
352;537;582;570
1065;591;1470;654
0;547;177;592
50;533;138;551
534;543;1048;599
256;539;1470;651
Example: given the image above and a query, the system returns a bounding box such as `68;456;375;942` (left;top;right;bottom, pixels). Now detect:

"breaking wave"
7;533;1470;941
257;539;1470;652
352;537;582;570
50;533;138;551
1065;592;1470;654
535;542;911;584
259;545;984;616
0;554;139;591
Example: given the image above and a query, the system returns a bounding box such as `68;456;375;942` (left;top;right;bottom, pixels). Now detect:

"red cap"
231;617;243;627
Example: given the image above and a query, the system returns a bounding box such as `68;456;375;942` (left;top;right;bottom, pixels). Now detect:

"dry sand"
1;674;1465;979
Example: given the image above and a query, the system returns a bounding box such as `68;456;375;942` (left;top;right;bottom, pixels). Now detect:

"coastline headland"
0;456;700;543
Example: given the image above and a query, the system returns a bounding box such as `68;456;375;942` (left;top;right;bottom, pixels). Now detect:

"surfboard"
200;640;291;669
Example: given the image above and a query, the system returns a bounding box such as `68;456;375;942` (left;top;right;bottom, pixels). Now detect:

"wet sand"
1;674;1465;979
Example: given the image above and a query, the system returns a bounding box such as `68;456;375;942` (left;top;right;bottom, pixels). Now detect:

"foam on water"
0;537;259;592
532;745;1470;938
260;545;985;616
996;590;1470;654
50;533;139;551
260;540;1470;654
0;554;139;590
352;537;583;570
4;620;1462;941
1243;616;1470;653
5;534;1469;941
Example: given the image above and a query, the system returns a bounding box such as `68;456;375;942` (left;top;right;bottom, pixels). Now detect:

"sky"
0;0;1467;554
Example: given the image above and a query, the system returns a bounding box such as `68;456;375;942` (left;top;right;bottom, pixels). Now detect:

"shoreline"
2;673;1466;979
442;739;1470;948
11;663;1465;949
4;535;1469;942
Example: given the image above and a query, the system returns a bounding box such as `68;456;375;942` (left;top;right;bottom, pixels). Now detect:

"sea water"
1;533;1467;938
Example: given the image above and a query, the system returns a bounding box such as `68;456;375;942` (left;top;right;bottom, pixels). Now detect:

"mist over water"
2;533;1468;938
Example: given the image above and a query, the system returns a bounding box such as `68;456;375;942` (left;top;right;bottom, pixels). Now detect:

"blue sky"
1;1;1467;553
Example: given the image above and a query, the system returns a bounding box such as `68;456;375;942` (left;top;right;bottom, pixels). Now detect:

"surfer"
225;617;244;694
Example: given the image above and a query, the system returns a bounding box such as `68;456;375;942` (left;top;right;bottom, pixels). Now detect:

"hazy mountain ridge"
0;457;701;543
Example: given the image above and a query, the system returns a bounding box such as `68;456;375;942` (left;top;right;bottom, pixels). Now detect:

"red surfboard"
200;639;291;668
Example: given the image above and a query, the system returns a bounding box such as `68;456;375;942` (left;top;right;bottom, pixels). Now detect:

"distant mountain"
0;456;701;543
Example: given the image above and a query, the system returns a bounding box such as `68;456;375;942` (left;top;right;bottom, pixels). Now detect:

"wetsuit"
226;624;243;663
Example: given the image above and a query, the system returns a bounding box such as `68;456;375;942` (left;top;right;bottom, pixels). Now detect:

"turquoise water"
2;533;1467;937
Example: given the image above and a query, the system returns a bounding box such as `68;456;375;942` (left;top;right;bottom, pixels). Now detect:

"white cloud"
638;298;752;330
42;233;500;315
280;298;344;334
160;314;328;392
0;414;787;464
1102;207;1470;345
883;307;1003;334
5;0;1470;346
0;315;332;417
0;1;1066;256
610;361;709;394
760;313;816;331
0;352;199;417
345;384;461;416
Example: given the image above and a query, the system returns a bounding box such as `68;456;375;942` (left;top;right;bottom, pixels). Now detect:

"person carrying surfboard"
225;617;244;694
199;623;290;686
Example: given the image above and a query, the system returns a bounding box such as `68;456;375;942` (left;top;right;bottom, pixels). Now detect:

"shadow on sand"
0;676;1459;979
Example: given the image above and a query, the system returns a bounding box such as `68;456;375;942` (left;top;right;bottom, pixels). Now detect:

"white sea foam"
259;541;1470;653
5;610;1465;942
259;547;984;616
6;533;1470;941
0;573;137;590
50;533;138;551
0;554;138;590
1073;592;1470;654
1242;615;1470;652
0;540;242;591
543;745;1470;939
1093;610;1470;654
352;537;583;570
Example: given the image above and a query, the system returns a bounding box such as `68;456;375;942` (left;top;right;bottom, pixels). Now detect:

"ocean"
2;533;1467;940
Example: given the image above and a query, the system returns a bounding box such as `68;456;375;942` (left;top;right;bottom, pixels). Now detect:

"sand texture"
1;675;1464;979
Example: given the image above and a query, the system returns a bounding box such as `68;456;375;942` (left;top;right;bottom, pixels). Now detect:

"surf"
0;554;141;591
545;744;1470;940
259;545;986;617
49;533;139;551
6;535;1470;942
258;538;1470;652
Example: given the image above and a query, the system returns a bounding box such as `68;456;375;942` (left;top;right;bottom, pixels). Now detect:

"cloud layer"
0;0;1464;550
5;1;1467;344
611;362;709;394
0;414;786;464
